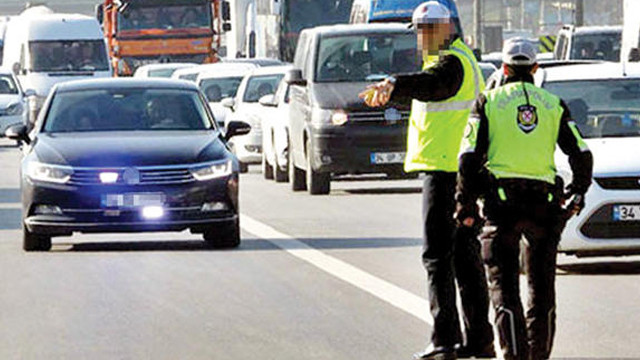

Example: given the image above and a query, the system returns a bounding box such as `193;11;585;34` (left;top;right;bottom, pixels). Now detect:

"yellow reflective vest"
404;38;485;173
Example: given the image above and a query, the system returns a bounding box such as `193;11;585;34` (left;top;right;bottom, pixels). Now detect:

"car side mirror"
259;94;276;107
285;69;306;86
23;89;36;97
5;124;30;144
225;120;251;141
221;97;236;111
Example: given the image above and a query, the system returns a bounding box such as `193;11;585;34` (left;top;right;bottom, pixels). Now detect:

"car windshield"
570;32;621;61
315;32;419;83
44;89;214;133
544;79;640;138
29;40;110;72
200;77;244;102
242;74;284;103
118;3;212;31
0;75;19;95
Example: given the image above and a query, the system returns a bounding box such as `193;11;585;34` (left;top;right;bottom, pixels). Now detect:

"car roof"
173;62;257;77
302;23;413;37
222;58;284;66
55;78;199;92
0;67;15;76
246;64;293;76
136;63;197;71
540;62;640;83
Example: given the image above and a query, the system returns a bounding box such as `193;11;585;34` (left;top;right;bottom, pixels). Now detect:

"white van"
2;12;111;122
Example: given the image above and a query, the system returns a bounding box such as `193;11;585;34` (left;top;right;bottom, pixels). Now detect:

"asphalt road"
0;140;639;359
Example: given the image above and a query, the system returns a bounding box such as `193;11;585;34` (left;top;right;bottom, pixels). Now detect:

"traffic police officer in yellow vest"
361;2;494;359
456;38;593;360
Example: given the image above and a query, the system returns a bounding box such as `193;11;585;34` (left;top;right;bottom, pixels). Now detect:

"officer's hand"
454;202;480;228
563;193;585;218
358;79;394;107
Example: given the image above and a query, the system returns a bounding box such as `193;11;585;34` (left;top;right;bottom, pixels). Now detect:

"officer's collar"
505;74;535;84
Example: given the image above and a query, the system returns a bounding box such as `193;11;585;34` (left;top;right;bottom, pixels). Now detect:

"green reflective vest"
405;38;485;173
483;82;564;185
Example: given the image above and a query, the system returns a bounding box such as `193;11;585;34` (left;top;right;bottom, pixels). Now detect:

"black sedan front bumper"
23;175;238;236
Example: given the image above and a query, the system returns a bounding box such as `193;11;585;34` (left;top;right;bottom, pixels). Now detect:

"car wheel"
289;140;306;191
23;225;52;252
238;161;249;174
203;220;240;249
262;154;274;180
305;139;330;195
273;155;288;183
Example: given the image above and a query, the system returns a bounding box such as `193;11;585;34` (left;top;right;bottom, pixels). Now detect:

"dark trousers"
481;188;564;360
422;172;494;349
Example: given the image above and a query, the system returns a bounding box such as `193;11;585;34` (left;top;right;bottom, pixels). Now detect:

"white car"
133;63;196;78
537;62;640;257
195;63;258;128
172;62;257;83
257;68;292;182
0;69;31;135
222;66;288;172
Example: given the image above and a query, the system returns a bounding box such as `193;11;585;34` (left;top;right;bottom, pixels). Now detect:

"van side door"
289;32;312;167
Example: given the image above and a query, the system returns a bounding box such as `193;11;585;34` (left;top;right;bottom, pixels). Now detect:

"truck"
225;0;353;62
97;0;227;76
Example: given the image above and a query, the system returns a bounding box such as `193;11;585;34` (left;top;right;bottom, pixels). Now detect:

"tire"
262;154;274;180
23;225;52;252
273;155;288;183
305;139;330;195
238;161;249;174
203;220;241;249
289;141;306;191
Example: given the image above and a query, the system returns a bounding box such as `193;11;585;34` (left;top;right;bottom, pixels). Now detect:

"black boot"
455;343;496;359
414;344;457;360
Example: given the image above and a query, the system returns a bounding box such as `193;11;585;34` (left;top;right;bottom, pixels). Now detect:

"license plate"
370;152;405;164
613;205;640;221
102;193;165;208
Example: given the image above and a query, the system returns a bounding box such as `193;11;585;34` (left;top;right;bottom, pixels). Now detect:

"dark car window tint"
29;40;109;72
242;74;284;103
44;89;213;133
0;75;19;94
571;32;621;61
200;77;243;101
315;32;418;82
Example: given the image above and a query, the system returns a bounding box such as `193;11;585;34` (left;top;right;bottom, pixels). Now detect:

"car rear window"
242;74;284;103
43;88;214;133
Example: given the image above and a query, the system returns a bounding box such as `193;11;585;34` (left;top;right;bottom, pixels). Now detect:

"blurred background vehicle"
0;68;32;137
257;66;292;182
3;9;111;124
97;0;226;76
553;25;622;61
223;65;286;172
196;62;258;128
287;23;417;195
536;62;640;257
133;63;197;78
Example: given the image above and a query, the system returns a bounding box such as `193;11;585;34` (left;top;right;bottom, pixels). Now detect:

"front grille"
580;203;640;239
595;177;640;190
69;167;195;185
348;110;410;123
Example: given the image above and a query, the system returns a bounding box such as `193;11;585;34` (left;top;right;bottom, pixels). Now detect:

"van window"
570;32;621;61
29;40;109;72
554;34;566;59
315;32;418;83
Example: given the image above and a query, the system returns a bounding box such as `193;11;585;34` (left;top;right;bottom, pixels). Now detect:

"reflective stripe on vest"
405;39;485;173
484;82;564;185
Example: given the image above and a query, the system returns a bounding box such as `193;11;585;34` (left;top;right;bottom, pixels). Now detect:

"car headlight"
190;160;233;181
6;102;24;116
311;108;348;126
27;162;73;184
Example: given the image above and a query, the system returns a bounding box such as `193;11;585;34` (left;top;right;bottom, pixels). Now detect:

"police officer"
360;2;494;359
455;38;593;360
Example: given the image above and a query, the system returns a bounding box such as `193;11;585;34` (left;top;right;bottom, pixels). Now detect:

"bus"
349;0;462;36
226;0;353;62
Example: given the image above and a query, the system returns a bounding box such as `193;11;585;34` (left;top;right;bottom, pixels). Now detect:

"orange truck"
97;0;228;76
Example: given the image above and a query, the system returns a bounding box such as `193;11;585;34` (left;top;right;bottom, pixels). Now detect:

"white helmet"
411;1;452;27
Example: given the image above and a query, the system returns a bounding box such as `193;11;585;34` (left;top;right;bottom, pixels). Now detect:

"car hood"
0;94;22;109
556;137;640;177
33;131;228;167
311;82;410;112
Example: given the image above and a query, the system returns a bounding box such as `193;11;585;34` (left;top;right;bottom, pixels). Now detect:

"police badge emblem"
517;104;538;133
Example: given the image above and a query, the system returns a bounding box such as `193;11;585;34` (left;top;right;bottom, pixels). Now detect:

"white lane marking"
0;203;20;210
240;214;433;325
